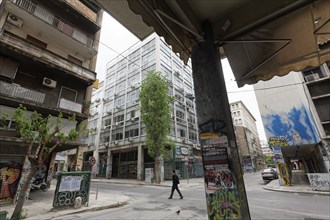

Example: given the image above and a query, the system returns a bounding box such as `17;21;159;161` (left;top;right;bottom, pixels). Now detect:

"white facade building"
254;67;329;187
86;34;202;180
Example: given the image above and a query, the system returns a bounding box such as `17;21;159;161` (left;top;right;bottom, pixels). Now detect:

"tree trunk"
154;156;162;183
11;165;38;220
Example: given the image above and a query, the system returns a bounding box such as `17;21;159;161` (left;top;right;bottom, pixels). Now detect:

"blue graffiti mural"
263;105;320;145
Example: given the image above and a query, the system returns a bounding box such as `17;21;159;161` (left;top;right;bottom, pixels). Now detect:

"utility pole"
191;21;250;219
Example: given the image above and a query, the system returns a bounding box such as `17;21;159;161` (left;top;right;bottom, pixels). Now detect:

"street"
54;172;330;220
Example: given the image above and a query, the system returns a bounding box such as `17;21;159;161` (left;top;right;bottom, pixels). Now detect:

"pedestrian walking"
168;170;183;199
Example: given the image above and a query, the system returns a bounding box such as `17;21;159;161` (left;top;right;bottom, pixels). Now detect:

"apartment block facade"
0;0;102;205
254;64;329;186
230;101;264;172
85;34;202;181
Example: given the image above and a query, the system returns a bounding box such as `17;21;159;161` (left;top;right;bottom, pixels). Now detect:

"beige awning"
95;0;330;87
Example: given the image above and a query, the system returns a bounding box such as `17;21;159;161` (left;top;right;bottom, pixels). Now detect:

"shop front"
174;146;193;179
112;150;138;179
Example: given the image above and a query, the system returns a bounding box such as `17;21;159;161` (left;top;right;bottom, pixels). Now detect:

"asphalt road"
53;172;330;220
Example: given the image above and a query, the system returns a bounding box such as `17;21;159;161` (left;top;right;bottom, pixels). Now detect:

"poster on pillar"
268;136;291;186
200;133;240;219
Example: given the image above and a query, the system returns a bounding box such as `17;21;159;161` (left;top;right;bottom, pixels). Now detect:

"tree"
140;70;174;183
264;155;274;167
9;105;84;220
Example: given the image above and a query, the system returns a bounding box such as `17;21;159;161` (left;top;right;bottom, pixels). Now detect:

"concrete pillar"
106;149;112;179
75;146;84;171
46;152;57;187
137;145;144;181
191;21;250;219
92;149;99;178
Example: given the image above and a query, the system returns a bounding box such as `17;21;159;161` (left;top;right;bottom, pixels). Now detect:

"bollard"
96;184;98;200
74;197;82;209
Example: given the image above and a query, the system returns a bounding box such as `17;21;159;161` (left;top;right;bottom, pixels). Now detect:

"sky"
95;12;267;143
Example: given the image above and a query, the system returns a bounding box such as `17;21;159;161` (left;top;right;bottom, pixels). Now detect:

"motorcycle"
30;177;47;192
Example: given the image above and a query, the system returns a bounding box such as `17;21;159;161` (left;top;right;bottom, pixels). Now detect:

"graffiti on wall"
206;188;240;220
0;162;22;205
307;174;330;191
263;105;319;146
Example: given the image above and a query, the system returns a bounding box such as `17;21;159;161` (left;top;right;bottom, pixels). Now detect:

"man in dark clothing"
168;170;183;199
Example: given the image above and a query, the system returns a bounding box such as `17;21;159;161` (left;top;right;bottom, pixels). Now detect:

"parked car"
261;168;278;181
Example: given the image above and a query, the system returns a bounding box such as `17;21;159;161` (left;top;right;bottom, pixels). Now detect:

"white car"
261;168;278;181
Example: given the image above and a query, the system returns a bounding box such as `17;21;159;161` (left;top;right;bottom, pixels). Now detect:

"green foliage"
0;112;9;128
140;70;174;159
12;105;82;157
264;155;274;166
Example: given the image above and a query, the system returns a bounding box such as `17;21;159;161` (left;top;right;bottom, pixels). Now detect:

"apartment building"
302;62;330;170
230;101;264;172
254;65;329;186
0;0;102;204
85;34;202;181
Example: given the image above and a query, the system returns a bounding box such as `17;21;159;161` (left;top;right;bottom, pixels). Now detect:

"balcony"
0;80;45;103
0;80;83;115
0;31;96;83
10;0;94;48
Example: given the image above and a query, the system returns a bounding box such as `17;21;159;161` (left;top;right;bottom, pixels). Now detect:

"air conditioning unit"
305;73;320;82
42;77;57;88
114;140;118;145
95;98;100;103
107;111;112;115
114;93;118;97
103;98;109;102
105;143;109;148
116;105;122;109
7;13;23;27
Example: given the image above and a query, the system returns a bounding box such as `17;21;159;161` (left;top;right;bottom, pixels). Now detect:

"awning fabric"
223;0;330;87
96;0;330;87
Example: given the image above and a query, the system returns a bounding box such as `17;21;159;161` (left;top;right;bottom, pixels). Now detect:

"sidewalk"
1;178;203;220
263;179;330;195
1;177;328;219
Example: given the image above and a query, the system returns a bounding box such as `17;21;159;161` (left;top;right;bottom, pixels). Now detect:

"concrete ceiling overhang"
95;0;330;87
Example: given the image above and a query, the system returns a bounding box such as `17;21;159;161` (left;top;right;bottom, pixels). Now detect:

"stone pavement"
1;176;328;220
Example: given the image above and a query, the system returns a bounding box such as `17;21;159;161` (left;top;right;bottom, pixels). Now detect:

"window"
125;124;139;138
114;114;124;123
112;128;123;140
104;118;111;126
26;35;47;48
179;129;185;137
68;55;83;65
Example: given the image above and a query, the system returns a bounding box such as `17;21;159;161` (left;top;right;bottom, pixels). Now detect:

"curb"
263;186;330;196
91;180;171;188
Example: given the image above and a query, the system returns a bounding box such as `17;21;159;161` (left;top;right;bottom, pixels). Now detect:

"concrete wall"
254;72;320;146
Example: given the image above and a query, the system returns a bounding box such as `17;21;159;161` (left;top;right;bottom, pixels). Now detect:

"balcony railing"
0;80;83;114
0;80;45;103
10;0;93;48
59;98;82;113
0;31;96;82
